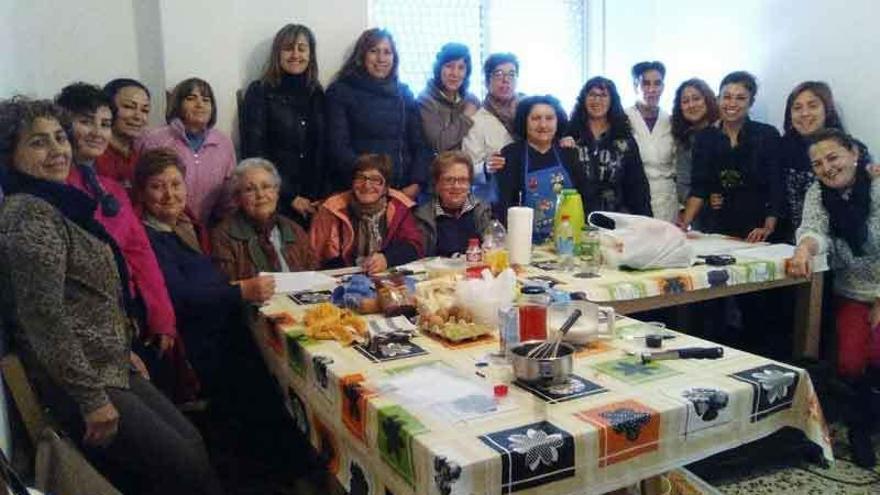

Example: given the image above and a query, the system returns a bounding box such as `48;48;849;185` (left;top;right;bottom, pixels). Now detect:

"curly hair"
56;82;113;116
0;96;70;170
334;28;399;82
671;78;719;148
782;81;843;135
568;77;631;142
513;95;568;143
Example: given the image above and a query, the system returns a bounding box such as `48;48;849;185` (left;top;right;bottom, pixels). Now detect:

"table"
512;237;826;359
258;288;832;495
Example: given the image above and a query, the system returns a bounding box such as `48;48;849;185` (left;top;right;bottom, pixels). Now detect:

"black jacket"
325;74;432;190
242;76;328;207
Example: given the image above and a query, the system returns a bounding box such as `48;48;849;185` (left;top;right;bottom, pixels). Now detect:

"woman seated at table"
494;95;589;241
679;71;782;241
56;82;189;402
0;97;221;495
310;153;423;274
211;157;319;279
414;151;494;256
789;129;880;468
133;147;275;397
140;77;236;227
567;77;653;217
417;42;481;153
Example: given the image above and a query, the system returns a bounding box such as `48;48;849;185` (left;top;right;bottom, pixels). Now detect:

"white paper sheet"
262;271;339;294
686;234;755;256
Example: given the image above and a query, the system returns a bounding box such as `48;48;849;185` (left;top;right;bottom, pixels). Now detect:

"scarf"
821;164;871;256
0;167;134;315
350;196;388;259
78;161;121;217
483;93;518;135
249;214;283;272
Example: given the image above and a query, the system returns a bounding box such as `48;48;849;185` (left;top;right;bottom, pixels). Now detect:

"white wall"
603;0;879;153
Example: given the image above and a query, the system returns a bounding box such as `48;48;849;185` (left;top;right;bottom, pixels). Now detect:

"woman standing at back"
325;28;431;200
243;24;327;223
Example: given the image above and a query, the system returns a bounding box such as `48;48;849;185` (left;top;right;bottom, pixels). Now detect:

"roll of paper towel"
507;206;533;265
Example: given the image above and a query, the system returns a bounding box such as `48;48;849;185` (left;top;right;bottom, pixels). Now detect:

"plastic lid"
521;286;546;294
468;237;480;246
561;214;570;220
494;384;508;398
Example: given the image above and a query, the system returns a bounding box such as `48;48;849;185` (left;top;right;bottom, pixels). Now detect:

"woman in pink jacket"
140;78;236;227
56;83;196;402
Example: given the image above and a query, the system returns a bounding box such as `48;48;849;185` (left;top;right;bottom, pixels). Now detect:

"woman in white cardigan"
625;61;677;223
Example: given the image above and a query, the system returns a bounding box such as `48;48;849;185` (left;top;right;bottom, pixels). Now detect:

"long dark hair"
568;76;630;142
783;81;843;136
671;78;719;148
335;28;399;82
261;24;320;90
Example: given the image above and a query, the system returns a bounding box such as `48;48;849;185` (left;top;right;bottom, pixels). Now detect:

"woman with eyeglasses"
326;28;431;199
462;52;522;203
56;83;191;402
310;153;423;274
140;78;236;227
414;151;494;257
211;158;319;280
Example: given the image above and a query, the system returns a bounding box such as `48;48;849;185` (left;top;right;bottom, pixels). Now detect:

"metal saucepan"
510;340;574;385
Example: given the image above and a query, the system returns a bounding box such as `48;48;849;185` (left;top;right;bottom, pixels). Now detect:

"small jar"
518;286;550;341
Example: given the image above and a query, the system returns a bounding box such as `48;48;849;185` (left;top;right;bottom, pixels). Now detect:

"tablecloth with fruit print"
257;295;833;495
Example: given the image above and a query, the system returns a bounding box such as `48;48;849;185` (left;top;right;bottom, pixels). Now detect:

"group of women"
0;21;879;494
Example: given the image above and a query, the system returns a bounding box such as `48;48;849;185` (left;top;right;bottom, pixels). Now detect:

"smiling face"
585;86;611;120
13;117;72;182
526;103;557;148
352;168;387;205
487;62;517;101
112;85;150;140
364;38;394;80
718;82;752;125
440;58;467;95
436;162;471;210
790;90;826;137
180;86;213;132
236;167;280;223
635;69;664;109
280;33;311;76
809;138;859;190
143;165;187;224
71;105;112;162
680;85;708;125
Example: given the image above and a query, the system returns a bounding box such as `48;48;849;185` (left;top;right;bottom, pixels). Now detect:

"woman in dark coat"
325;28;432;199
243;24;327;221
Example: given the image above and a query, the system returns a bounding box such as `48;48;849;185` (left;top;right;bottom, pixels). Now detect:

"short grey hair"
230;157;282;196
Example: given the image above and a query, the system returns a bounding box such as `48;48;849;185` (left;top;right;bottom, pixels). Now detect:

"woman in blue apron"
494;95;588;242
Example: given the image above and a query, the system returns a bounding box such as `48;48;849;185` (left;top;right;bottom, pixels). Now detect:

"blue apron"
522;146;573;242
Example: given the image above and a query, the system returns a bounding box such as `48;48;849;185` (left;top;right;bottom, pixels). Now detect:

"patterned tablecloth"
259;283;833;495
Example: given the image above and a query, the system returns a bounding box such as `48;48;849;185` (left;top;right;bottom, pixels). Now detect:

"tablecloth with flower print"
258;293;833;495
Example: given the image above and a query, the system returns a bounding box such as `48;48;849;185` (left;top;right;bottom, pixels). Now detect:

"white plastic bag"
588;211;695;269
454;268;517;326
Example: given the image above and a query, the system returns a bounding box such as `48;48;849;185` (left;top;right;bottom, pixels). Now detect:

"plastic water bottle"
555;215;576;271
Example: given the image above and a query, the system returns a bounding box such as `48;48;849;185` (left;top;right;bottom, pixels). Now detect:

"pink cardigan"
139;119;236;226
67;166;178;341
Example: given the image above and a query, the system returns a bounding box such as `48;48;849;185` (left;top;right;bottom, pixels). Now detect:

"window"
372;0;587;111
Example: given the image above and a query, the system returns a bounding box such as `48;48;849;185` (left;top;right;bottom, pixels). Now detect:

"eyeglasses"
353;174;385;186
490;70;518;81
240;183;278;197
439;176;470;186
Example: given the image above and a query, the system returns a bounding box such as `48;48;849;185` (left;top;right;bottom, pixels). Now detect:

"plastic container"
555;215;577;271
518;286;549;341
555;189;585;241
482;219;510;275
578;226;602;274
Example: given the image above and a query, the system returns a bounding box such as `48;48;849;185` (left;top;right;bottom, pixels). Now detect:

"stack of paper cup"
507;206;533;265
